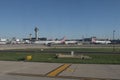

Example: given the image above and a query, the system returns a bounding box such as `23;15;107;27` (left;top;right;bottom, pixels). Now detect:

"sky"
0;0;120;39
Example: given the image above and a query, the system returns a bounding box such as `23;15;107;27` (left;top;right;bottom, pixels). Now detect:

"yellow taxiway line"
47;64;71;77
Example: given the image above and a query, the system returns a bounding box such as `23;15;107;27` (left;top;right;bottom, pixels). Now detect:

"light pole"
113;30;115;53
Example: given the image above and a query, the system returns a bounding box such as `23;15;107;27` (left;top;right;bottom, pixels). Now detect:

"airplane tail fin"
91;38;96;43
61;36;66;43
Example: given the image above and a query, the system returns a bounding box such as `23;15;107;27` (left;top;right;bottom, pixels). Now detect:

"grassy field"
0;47;120;64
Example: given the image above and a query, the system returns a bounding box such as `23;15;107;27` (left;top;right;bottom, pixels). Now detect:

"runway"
1;44;120;50
0;44;48;50
0;44;120;54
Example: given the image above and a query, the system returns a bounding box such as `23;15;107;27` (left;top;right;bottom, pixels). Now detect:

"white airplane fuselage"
92;38;111;44
65;41;78;44
34;40;64;45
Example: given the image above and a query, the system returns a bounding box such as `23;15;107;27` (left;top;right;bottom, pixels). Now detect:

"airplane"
33;37;66;45
65;40;78;45
91;38;111;44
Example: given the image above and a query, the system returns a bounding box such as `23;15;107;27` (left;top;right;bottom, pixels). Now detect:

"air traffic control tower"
34;27;39;41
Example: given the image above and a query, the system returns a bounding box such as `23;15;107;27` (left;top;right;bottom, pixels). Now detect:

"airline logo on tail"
91;38;96;43
61;36;66;43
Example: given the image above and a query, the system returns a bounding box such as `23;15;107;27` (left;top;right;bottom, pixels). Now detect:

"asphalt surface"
0;61;120;80
0;44;120;50
0;75;75;80
0;44;48;50
0;61;74;80
0;44;120;54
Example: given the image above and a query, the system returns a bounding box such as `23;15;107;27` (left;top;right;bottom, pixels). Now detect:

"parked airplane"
91;38;111;44
65;40;78;44
34;37;66;45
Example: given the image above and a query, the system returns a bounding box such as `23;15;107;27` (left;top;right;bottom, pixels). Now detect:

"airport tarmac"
1;44;120;50
0;61;120;80
0;44;48;50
